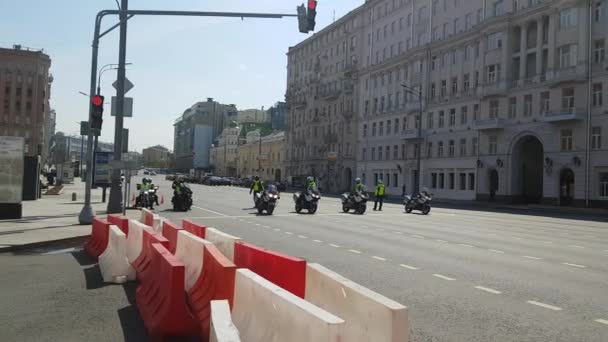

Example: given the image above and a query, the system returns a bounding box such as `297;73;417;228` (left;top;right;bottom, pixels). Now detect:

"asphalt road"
148;176;608;342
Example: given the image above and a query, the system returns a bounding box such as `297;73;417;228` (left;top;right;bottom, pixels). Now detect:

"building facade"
285;6;366;192
268;101;288;130
142;145;172;169
173;98;237;171
237;131;286;181
209;127;241;176
49;132;113;166
0;45;52;160
238;109;269;124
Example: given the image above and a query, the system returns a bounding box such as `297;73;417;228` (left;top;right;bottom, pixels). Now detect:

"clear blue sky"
0;0;363;151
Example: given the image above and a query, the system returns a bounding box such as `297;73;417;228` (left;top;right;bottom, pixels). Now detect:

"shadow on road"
70;249;96;266
83;265;113;290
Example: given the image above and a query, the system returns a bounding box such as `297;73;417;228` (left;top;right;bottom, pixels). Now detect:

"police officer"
352;177;364;193
249;176;264;205
306;176;317;191
374;180;386;211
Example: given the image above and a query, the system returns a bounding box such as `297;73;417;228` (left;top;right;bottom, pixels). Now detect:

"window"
489;136;498;154
459;173;467;190
362;148;367;160
508;97;517;119
600;173;608;197
451;77;458;94
372;122;377;136
448;173;455;189
594;40;605;64
540;91;550;112
449;109;456;126
386;145;391;160
401;143;406;159
592;127;602;150
593;83;603;107
448;140;455;157
459;138;466;156
441;80;447;97
393;173;398;188
394;119;399;134
371;147;376;160
438;111;445;127
595;1;605;22
468;173;475;190
394;145;399;159
379;121;384;136
431;83;436;98
463;74;470;91
379;146;383;160
493;0;504;16
474;104;480;121
438;173;445;189
427;142;433;157
427;112;434;128
562;88;575;111
487;32;503;50
387;120;392;135
487;64;499;83
489;100;499;118
461;106;468;124
364;100;369;114
472;137;478;155
558;44;578;68
413;143;419;158
560;7;578;29
363;124;368;137
524;94;533;117
431;173;438;188
438;141;444;157
560;129;573;151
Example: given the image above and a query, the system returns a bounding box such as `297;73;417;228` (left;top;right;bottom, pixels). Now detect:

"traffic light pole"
107;0;129;214
79;8;298;224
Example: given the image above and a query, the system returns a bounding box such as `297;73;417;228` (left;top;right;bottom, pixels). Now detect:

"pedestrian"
373;180;386;211
402;184;406;197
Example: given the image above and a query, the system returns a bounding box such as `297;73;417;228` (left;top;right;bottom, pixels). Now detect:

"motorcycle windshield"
266;184;278;194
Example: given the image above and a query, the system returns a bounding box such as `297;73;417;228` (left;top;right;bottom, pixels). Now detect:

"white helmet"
355;178;361;183
307;176;314;182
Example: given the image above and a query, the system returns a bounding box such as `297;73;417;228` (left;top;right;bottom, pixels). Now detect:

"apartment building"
142;145;172;169
209;127;241;177
356;0;608;207
237;130;286;181
285;5;368;192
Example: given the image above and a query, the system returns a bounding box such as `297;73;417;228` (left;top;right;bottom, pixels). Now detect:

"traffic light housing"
297;1;318;33
91;95;104;131
307;0;317;31
297;5;308;33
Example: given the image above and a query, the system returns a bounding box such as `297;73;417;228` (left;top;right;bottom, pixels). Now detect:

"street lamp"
401;84;424;194
97;63;132;95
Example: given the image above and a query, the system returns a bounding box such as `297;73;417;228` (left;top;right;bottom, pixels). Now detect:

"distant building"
209;127;241;176
173;98;237;171
142;145;172;168
268;102;288;131
0;45;53;160
237;131;286;180
238;108;269;124
50;132;113;166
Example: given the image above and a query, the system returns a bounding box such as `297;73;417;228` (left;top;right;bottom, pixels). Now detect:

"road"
147;176;608;342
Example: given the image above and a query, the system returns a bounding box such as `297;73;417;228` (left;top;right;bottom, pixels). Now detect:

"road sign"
93;151;113;186
112;77;134;94
111;96;133;117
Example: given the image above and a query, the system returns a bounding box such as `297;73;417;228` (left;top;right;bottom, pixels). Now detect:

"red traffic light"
308;0;317;10
92;95;104;106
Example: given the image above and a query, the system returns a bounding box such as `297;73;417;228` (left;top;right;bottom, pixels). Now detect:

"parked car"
241;178;253;188
204;176;223;186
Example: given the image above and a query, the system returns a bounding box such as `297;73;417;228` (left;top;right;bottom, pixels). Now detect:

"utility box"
22;155;41;200
0;136;24;219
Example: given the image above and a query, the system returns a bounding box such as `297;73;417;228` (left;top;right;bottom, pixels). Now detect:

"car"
241;178;253;188
204;176;223;186
143;170;150;175
150;171;157;176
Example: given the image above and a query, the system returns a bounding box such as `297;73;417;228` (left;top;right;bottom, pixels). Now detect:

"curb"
0;235;90;254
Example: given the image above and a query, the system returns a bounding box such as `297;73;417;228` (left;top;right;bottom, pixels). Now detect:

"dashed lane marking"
433;274;455;281
192;206;229;217
297;235;308;239
255;223;261;226
372;256;387;261
459;244;474;248
399;264;420;270
393;231;403;234
329;244;340;248
522;256;543;260
285;232;294;235
274;228;280;231
412;235;425;239
568;245;584;248
526;301;562;311
348;249;362;254
488;249;505;253
263;225;271;229
474;286;502;294
595;319;608;325
313;239;323;243
562;262;586;268
435;239;448;243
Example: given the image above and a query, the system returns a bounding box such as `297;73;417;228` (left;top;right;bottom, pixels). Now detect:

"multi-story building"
285;6;366;192
238;108;269;124
209;127;241;176
142;145;172;169
50;132;113;165
268;102;288;130
0;45;53;160
173;98;237;171
351;0;607;207
237;130;286;181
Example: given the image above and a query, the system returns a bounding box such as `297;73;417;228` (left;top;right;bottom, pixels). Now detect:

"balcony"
291;100;307;109
342;110;354;120
547;66;587;86
343;82;355;94
404;101;422;114
481;80;507;98
541;108;585;123
322;89;341;101
401;128;425;140
324;134;338;144
474;118;506;130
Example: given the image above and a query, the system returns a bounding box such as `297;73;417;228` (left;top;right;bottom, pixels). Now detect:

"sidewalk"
0;180;139;252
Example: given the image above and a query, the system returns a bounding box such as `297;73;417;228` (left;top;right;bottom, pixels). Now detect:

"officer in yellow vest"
373;180;386;211
249;176;264;205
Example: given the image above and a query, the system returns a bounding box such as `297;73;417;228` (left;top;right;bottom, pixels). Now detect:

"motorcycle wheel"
422;204;431;215
295;205;302;213
358;205;367;215
405;206;413;213
308;205;317;214
342;205;349;213
267;206;275;215
257;207;264;214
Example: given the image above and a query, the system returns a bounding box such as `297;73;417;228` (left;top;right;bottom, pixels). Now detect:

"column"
577;6;589;72
535;17;544;81
547;13;556;79
502;26;511;85
519;23;527;82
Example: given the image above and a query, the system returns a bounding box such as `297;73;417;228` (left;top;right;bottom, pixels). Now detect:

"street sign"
112;77;134;94
93;151;113;186
111;96;133;117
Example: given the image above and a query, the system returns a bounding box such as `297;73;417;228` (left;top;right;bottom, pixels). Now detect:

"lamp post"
401;84;423;194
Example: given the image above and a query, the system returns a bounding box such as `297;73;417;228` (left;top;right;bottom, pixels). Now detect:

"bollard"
72;192;77;201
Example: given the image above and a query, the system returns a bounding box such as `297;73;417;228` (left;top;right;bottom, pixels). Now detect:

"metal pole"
107;0;128;213
80;134;84;178
78;14;101;224
584;0;592;207
416;96;422;194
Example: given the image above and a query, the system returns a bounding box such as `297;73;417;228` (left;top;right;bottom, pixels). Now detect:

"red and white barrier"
205;227;241;261
174;230;212;290
209;300;241;342
127;220;152;265
99;225;135;283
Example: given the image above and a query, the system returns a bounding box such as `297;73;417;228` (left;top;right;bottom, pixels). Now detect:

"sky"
0;0;364;152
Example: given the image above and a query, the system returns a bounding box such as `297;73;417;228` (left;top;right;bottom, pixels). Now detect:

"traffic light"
297;5;308;33
91;95;104;130
307;0;317;31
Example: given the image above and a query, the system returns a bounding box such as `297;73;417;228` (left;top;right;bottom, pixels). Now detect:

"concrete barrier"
140;208;154;225
161;220;183;254
232;269;344;342
99;225;135;283
152;215;164;234
107;214;129;236
127;220;152;265
83;217;111;260
205;228;241;261
173;230;212;291
305;263;409;342
209;300;241;342
183;219;206;238
132;230;169;280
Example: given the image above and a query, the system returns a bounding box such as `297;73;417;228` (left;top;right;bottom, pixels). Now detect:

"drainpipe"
584;0;592;207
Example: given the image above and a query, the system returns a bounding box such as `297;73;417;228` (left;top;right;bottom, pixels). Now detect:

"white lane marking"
522;256;543;260
400;264;420;270
393;231;403;234
263;225;271;229
487;233;497;236
285;232;294;235
562;262;586;268
474;286;502;294
348;249;362;254
255;223;261;226
526;301;562;311
372;256;387;261
540;241;553;244
313;239;323;243
459;244;474;248
595;319;608;325
273;228;280;231
512;237;522;240
435;239;448;243
585;235;595;238
335;221;342;223
361;225;368;228
192;205;228;217
433;274;455;281
298;235;308;239
568;245;584;248
329;244;340;248
488;249;505;253
412;235;425;239
560;232;569;235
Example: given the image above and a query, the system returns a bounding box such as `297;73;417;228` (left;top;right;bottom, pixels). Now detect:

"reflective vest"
375;184;386;196
252;180;264;192
353;183;364;192
307;181;317;190
141;183;151;191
